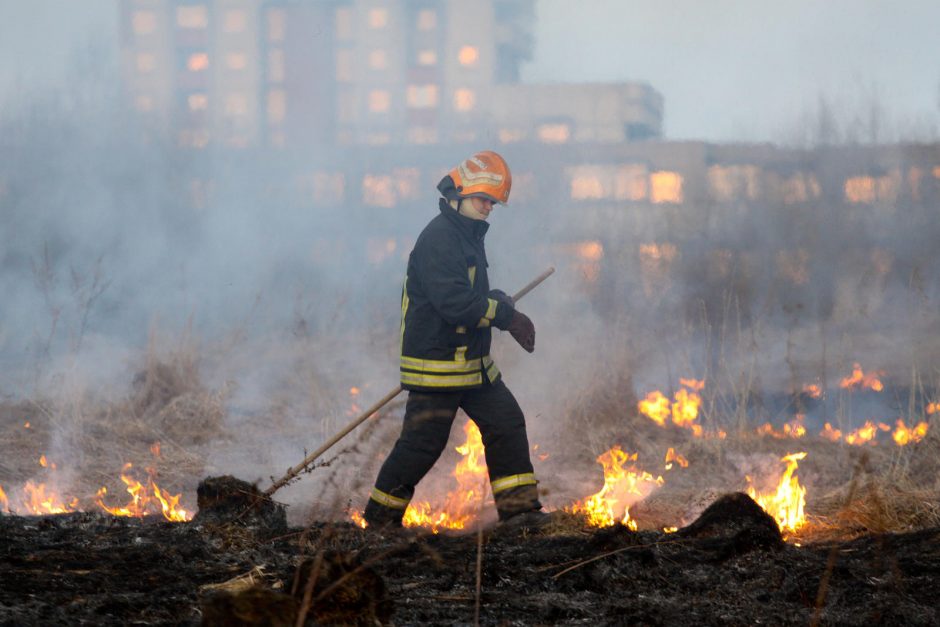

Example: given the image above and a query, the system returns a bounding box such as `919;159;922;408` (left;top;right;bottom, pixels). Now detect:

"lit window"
537;123;570;144
132;11;157;35
225;53;247;71
176;6;208;29
187;53;209;72
224;93;249;116
136;53;156;73
268;49;285;82
135;95;154;112
363;175;395;207
452;130;477;143
268;9;286;42
417;49;437;66
844;177;875;204
407;85;438;109
568;166;609;200
369;89;391;113
368;49;388;70
336;49;353;82
267;90;286;123
650;171;684;204
933;166;940;179
222;9;247;33
187;93;208;111
499;129;524;143
453;88;475;112
335;7;352;40
417;9;436;30
458;46;479;67
368;8;388;29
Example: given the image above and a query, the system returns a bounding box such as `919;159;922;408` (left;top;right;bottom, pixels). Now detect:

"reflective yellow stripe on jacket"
400;352;499;389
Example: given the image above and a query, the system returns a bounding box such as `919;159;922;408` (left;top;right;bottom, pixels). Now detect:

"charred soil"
2;492;940;626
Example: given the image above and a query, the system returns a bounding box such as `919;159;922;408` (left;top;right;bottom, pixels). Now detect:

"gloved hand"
488;289;514;308
508;310;535;353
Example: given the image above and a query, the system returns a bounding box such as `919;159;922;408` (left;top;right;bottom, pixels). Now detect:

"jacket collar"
439;198;489;241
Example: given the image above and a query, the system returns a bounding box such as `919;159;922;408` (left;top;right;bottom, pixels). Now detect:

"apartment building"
119;0;664;149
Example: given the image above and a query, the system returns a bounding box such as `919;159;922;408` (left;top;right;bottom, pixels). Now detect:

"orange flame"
664;447;689;469
802;383;822;399
566;446;664;529
0;484;9;511
927;402;940;415
21;481;79;514
638;379;708;437
747;452;807;534
399;421;489;533
756;415;806;439
96;463;190;522
820;423;842;442
840;363;884;392
892;419;929;446
844;421;879;446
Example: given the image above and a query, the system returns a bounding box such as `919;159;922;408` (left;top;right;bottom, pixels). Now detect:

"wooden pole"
264;266;555;497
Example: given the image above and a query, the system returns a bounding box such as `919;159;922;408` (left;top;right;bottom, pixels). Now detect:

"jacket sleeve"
414;230;509;328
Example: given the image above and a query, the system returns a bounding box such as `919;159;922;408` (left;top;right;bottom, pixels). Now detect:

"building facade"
119;0;664;150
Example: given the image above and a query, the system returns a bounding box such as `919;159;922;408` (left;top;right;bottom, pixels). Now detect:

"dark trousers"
364;379;541;525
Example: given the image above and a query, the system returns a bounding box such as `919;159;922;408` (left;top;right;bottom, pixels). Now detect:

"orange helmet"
447;150;512;204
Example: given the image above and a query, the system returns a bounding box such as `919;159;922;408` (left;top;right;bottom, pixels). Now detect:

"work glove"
508;310;535;353
488;289;514;308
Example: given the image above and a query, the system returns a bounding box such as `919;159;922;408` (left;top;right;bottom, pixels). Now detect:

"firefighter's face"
469;196;494;219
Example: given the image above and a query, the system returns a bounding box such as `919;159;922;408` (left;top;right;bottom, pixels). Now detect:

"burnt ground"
2;491;940;626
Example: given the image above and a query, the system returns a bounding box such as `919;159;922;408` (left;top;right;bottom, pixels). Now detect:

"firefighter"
363;150;547;529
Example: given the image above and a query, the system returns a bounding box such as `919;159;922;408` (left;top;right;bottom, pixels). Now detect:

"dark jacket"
399;199;514;391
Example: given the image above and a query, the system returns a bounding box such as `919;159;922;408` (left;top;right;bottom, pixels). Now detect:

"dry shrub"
153;390;225;445
815;477;940;536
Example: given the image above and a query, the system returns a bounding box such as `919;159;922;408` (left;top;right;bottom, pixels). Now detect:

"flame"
566;446;664;529
150;441;162;458
350;510;367;529
350;386;360;396
844;421;879;446
802;383;822;399
39;455;48;467
96;463;190;522
638;380;715;438
820;423;843;442
756;415;806;439
576;241;604;261
24;421;30;429
663;526;678;533
747;452;807;534
0;484;7;511
927;402;940;415
664;447;689;469
840;363;884;392
21;481;79;515
892;419;929;446
399;421;489;533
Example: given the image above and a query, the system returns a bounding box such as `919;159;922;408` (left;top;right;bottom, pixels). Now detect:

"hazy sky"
1;0;938;142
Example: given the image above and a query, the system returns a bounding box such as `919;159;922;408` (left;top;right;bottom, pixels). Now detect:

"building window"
408;127;438;144
135;95;154;112
225;53;247;71
368;49;388;70
650;171;684;204
267;90;286;124
268;9;286;42
453;88;475;112
187;93;208;111
268;49;285;82
369;89;391;113
498;128;524;144
368;8;388;29
176;6;208;29
458;46;479;67
336;7;353;40
186;52;209;72
136;53;156;73
336;49;353;82
615;165;648;201
222;9;247;33
407;85;439;109
132;11;157;35
224;93;249;116
537;123;570;144
417;49;437;66
417;9;436;30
